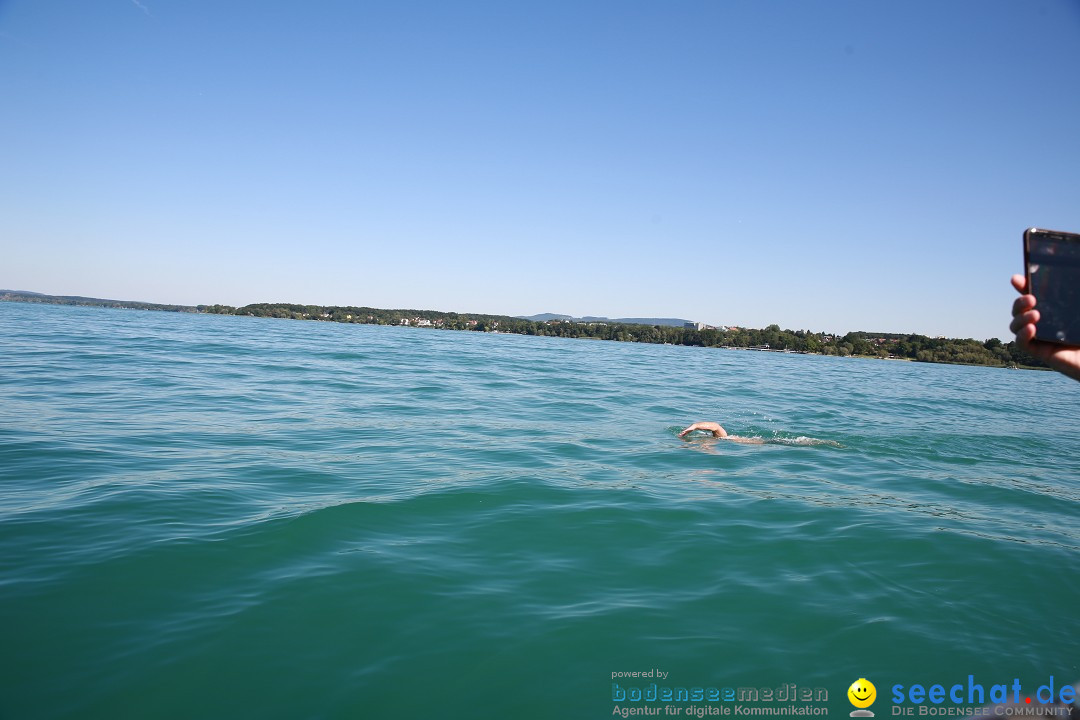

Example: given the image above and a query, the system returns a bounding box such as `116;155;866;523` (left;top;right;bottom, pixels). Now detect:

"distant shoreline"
0;290;1048;372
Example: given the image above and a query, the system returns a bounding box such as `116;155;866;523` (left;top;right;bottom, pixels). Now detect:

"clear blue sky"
2;0;1078;339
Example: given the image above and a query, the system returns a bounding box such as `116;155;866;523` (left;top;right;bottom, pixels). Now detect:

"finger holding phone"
1012;228;1080;382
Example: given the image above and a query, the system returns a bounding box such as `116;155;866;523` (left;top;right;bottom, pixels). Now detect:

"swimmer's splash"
672;422;843;448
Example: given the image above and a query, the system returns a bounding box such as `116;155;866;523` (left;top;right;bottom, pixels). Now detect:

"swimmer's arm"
679;422;728;438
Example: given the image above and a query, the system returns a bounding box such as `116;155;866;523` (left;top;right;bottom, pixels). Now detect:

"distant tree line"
198;303;1048;371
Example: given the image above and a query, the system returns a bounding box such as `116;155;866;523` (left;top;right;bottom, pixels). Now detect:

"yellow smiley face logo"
848;678;876;708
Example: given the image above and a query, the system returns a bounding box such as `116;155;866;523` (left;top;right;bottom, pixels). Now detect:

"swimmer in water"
678;421;765;445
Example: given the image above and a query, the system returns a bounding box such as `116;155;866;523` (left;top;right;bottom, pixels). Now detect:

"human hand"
1010;274;1080;381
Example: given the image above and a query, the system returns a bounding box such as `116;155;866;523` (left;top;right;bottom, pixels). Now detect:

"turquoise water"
1;301;1078;720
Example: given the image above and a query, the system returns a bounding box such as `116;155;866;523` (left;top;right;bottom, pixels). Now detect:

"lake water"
1;301;1078;719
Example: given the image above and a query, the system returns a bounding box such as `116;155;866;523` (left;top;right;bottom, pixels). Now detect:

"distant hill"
1;292;700;326
0;290;198;313
518;313;694;327
522;313;575;322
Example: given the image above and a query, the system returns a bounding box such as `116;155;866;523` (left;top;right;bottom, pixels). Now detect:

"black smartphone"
1024;227;1080;345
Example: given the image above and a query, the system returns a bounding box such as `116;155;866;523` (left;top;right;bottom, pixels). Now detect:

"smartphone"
1024;227;1080;345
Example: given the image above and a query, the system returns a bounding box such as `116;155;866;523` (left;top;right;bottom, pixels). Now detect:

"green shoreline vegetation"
1;290;1048;371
